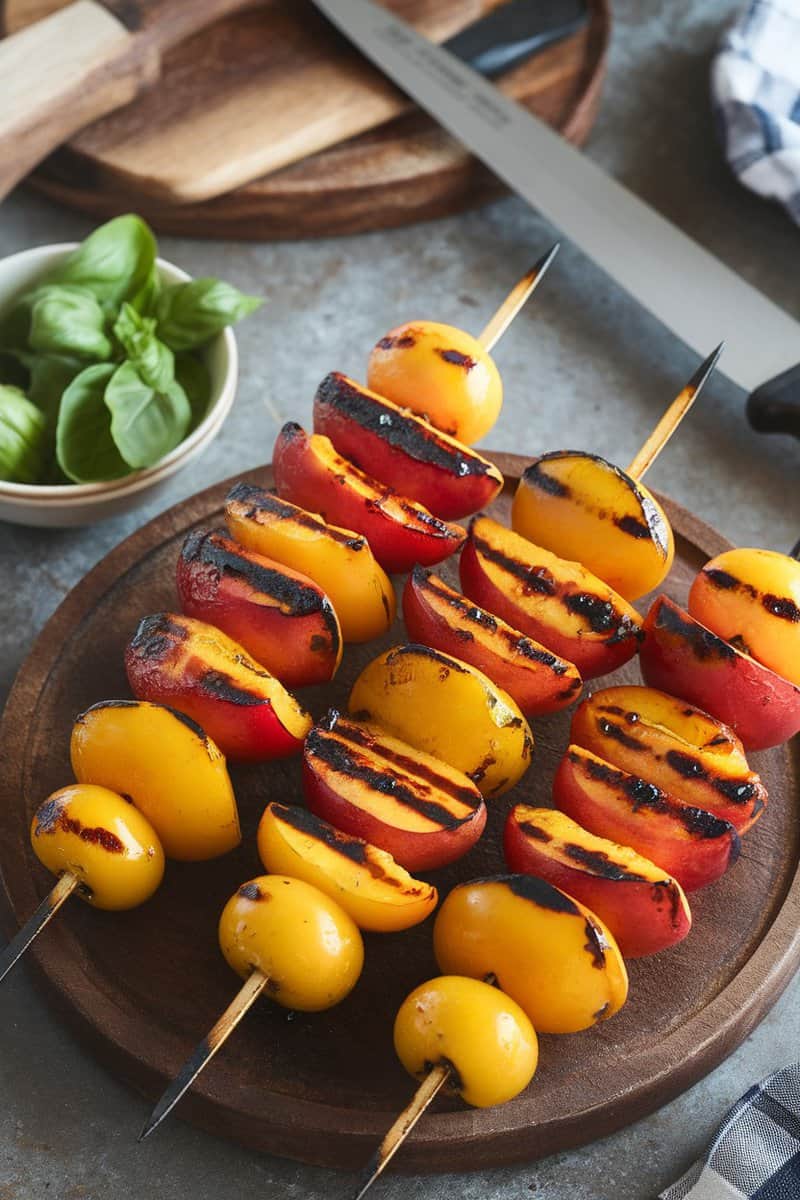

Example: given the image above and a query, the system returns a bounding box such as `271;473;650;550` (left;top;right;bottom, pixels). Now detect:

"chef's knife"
310;0;800;438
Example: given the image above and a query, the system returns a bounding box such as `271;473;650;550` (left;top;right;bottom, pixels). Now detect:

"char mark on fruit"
522;461;570;497
377;333;416;349
436;348;476;370
129;613;187;660
199;670;266;707
763;593;800;622
238;882;265;901
473;873;581;915
564;843;648;882
387;643;470;674
471;532;557;594
597;717;645;750
306;730;474;827
614;514;651;540
704;568;756;595
317;375;492;476
655;598;737;660
226;483;365;550
583;920;608;969
35;805;125;853
271;803;371;867
665;749;757;805
563;593;619;635
517;821;552;843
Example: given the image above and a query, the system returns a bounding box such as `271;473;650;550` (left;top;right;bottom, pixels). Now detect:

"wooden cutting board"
2;0;610;238
1;458;798;1170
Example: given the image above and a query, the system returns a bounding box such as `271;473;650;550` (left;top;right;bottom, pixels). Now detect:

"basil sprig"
0;215;261;485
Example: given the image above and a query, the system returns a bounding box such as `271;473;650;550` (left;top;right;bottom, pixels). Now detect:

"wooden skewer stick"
138;968;270;1143
478;243;560;352
626;344;724;481
351;1063;452;1200
0;871;79;986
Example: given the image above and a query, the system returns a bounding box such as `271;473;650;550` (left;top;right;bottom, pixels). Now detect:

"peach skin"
224;482;395;644
571;685;767;833
272;423;465;574
367;321;503;445
403;566;582;717
460;516;643;679
640;595;800;751
348;643;533;797
433;874;628;1034
302;710;486;871
313;372;503;520
125;613;311;762
512;451;674;601
504;805;692;958
689;548;800;688
554;745;741;892
177;529;342;688
257;802;437;933
70;699;240;861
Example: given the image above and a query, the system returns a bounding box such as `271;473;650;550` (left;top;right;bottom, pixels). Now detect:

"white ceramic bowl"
0;243;238;527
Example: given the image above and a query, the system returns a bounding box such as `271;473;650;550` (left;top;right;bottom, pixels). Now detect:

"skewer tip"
689;341;725;393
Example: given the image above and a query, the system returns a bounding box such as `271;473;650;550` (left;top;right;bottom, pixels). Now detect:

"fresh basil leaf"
29;285;112;361
28;354;82;433
113;302;174;391
129;264;161;316
155;278;261;351
56;364;128;483
0;384;47;483
174;352;211;430
51;215;158;306
105;360;190;469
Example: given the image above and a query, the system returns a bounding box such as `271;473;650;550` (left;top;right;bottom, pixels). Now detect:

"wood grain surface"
1;454;798;1171
3;0;610;238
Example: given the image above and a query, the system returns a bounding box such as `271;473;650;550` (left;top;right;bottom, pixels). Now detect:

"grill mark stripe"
306;729;476;828
226;482;365;550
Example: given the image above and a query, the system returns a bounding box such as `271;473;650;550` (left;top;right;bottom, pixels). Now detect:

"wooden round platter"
2;0;610;239
1;455;798;1172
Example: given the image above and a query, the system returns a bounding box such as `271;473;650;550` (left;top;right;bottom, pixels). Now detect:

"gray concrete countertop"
1;1;799;1196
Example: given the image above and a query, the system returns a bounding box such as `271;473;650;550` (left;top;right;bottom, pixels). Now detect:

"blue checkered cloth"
712;0;800;226
660;1064;800;1199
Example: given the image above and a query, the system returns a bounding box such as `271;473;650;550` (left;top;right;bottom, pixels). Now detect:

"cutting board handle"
0;0;158;202
747;365;800;439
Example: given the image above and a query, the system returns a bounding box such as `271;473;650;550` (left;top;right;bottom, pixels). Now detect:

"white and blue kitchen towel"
660;1064;800;1199
712;0;800;226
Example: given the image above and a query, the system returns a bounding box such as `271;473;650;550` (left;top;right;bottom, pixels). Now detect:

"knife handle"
747;366;800;439
445;0;589;78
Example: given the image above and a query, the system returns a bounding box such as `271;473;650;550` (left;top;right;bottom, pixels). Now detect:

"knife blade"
310;0;800;438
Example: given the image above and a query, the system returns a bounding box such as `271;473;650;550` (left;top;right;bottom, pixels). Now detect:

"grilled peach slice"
273;422;465;574
504;805;692;958
349;643;533;797
313;372;503;519
512;451;674;601
257;802;437;932
70;699;240;861
554;745;740;891
433;875;628;1033
403;567;582;716
176;529;342;688
225;482;395;644
125;613;311;762
641;595;800;751
571;685;767;832
367;320;503;444
302;710;486;871
689;548;800;687
460;516;643;679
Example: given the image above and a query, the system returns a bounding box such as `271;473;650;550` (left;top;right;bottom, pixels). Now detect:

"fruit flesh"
433;874;628;1034
570;685;767;832
394;976;538;1108
461;516;643;679
225;482;395;644
512;451;674;601
503;804;692;958
313;372;503;519
555;744;740;892
257;802;437;932
124;612;312;761
176;528;342;687
403;566;582;716
302;711;486;871
640;595;800;751
689;548;800;687
30;784;165;910
70;699;240;861
367;321;503;444
349;643;533;797
218;875;364;1011
273;423;466;574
